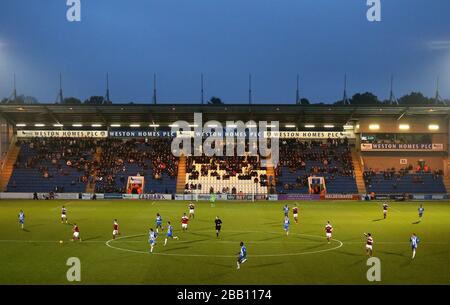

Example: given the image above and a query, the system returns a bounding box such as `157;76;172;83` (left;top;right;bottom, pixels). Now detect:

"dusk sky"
0;0;449;104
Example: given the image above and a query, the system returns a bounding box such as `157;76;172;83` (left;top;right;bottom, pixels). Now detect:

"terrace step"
86;147;102;193
264;158;276;193
176;155;187;194
442;175;450;194
351;149;366;195
0;140;21;192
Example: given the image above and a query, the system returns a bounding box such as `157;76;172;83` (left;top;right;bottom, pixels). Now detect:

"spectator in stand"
274;139;354;192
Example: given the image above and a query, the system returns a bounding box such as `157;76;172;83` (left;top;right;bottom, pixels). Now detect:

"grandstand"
7;139;96;193
363;169;446;194
0;103;449;198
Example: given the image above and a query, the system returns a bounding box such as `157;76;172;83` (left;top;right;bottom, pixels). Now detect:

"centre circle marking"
105;230;344;257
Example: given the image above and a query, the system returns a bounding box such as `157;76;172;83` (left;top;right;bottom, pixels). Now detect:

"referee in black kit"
215;216;222;238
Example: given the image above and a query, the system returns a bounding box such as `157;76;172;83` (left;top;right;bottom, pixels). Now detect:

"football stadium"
0;104;450;285
1;0;450;292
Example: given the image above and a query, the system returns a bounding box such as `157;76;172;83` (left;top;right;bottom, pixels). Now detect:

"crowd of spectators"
13;138;178;194
275;138;354;192
94;139;178;193
364;163;444;190
14;139;98;191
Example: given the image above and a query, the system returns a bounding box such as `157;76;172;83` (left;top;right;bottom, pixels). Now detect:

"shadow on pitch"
225;232;251;237
209;261;234;269
248;261;284;269
162;246;191;252
348;258;366;267
301;243;326;251
258;235;280;242
262;221;279;226
83;235;102;241
335;250;361;257
298;236;323;243
27;224;44;228
187;231;212;238
372;218;384;222
412;221;421;225
182;238;210;245
377;250;406;258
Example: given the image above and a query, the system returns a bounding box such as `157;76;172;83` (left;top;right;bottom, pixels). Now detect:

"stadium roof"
1;103;449;127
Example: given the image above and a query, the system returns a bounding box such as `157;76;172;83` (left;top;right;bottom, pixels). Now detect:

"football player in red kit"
113;219;120;239
189;203;195;219
292;205;299;224
382;202;389;219
72;223;81;242
364;233;373;256
181;213;189;231
325;221;333;244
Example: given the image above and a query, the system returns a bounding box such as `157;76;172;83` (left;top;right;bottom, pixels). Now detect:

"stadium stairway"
266;166;275;189
86;146;102;193
351;149;367;194
176;155;187;193
0;140;21;191
264;158;276;191
443;175;450;194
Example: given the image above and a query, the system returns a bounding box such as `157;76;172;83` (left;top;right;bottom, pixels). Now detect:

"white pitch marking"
105;231;344;258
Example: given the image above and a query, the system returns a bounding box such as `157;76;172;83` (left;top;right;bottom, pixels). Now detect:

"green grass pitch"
0;199;449;284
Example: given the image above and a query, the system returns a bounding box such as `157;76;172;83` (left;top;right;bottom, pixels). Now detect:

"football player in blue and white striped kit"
164;221;179;246
283;216;290;236
418;205;424;222
156;213;163;233
409;233;420;259
149;228;157;253
18;210;25;230
283;205;289;217
410;233;420;259
237;241;247;269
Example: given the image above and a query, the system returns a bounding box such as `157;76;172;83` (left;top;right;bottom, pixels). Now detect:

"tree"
208;96;223;105
84;96;106;105
299;98;310;105
62;97;82;105
398;92;434;105
350;92;380;105
22;96;38;104
1;95;39;104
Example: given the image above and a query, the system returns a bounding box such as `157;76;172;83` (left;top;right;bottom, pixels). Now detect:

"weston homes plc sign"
264;131;355;139
17;130;108;138
361;143;445;152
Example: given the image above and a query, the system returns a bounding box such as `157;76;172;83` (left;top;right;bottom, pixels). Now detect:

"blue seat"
365;173;446;194
7;143;90;193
